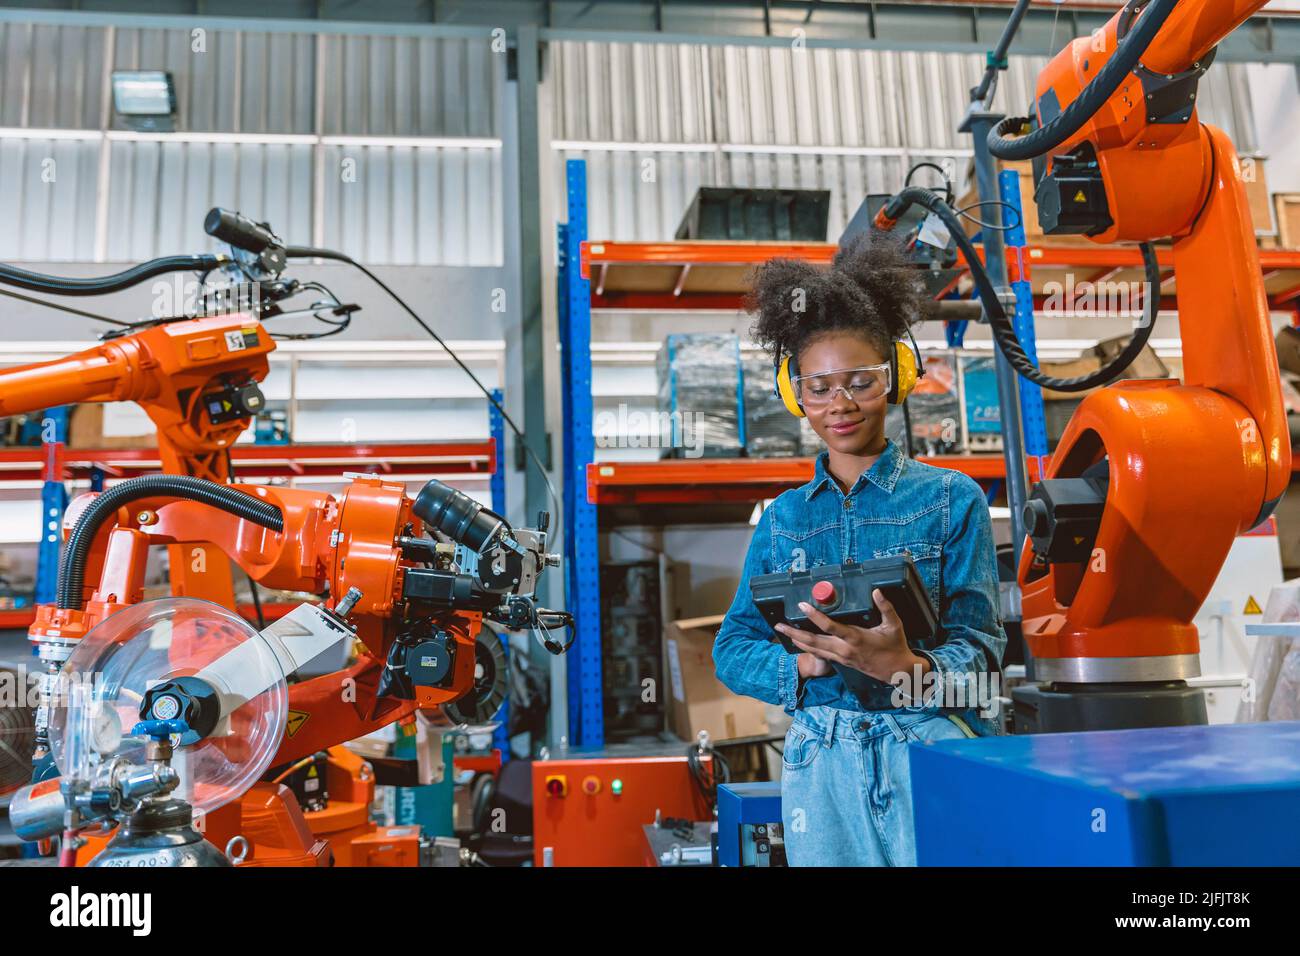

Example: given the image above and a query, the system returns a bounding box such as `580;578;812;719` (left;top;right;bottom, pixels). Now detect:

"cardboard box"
1241;158;1272;236
1277;326;1300;378
1276;194;1300;250
68;403;155;449
1039;355;1103;401
664;615;770;743
1093;336;1168;379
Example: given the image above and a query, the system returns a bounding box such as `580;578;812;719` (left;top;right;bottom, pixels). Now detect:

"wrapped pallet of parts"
656;333;745;458
741;354;801;458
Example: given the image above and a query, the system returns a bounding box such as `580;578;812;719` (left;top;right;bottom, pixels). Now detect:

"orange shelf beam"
581;240;1300;312
586;455;1049;506
0;440;497;483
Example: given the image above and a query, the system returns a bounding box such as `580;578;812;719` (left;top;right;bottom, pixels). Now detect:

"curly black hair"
746;234;927;362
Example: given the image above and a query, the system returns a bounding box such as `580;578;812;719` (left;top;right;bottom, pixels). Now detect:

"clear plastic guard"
49;598;289;816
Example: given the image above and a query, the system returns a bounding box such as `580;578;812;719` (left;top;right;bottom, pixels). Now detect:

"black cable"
58;475;283;610
0;254;225;297
285;245;563;543
224;450;268;630
686;740;731;812
904;161;954;205
879;186;1159;393
970;0;1033;106
988;0;1182;161
956;200;1023;233
900;400;915;459
0;287;133;327
246;571;266;629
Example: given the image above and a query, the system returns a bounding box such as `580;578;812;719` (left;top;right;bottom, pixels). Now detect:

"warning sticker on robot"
286;709;310;737
224;328;259;352
1244;595;1263;615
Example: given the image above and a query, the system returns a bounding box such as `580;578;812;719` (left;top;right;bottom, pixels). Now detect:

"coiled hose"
987;0;1181;162
879;186;1160;393
57;475;283;610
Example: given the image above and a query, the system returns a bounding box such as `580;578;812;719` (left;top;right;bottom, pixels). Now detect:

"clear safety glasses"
792;362;892;408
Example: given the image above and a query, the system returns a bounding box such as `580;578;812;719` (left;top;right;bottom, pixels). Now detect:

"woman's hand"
796;652;834;680
776;589;929;683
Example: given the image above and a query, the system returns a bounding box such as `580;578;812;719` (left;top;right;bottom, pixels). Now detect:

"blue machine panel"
911;721;1300;866
717;781;783;867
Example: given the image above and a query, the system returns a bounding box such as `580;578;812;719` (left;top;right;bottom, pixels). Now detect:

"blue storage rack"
35;407;71;606
557;159;604;748
999;169;1049;463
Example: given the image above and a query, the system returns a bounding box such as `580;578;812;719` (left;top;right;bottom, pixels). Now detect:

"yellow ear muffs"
890;339;920;405
775;354;806;418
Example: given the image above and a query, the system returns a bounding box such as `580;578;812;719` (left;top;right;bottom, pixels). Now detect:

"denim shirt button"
843;498;853;510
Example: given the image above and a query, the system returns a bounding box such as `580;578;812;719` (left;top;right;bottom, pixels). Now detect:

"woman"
713;236;1006;867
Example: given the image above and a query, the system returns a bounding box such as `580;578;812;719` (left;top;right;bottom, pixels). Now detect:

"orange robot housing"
29;473;492;865
1014;0;1288;688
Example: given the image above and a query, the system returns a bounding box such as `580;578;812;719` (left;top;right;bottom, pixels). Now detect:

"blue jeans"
780;704;973;866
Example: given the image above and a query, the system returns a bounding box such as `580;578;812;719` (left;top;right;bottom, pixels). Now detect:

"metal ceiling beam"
0;2;1296;62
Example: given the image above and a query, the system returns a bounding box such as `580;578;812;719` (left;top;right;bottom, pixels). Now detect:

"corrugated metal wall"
0;137;100;261
318;144;502;265
0;19;504;265
318;34;499;138
105;140;315;262
111;27;317;133
550;40;1262;241
0;21;107;129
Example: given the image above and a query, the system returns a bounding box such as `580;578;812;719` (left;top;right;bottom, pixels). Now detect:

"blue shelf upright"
998;169;1050;467
486;388;511;762
487;388;507;518
557;159;603;749
35;407;71;606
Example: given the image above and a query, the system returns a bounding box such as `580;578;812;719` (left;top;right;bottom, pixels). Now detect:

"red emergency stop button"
582;776;601;795
812;580;838;605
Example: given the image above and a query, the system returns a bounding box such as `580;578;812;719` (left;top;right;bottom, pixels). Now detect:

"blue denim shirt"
713;440;1006;735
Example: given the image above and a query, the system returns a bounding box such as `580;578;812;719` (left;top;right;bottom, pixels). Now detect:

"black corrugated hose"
0;255;223;297
57;475;283;610
878;186;1160;393
987;0;1182;162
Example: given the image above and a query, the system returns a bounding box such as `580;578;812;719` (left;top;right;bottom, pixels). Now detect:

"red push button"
812;581;838;605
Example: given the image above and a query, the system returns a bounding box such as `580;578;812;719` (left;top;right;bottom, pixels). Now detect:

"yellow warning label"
1073;535;1084;545
1073;189;1087;203
286;710;310;737
1244;595;1263;615
306;765;318;778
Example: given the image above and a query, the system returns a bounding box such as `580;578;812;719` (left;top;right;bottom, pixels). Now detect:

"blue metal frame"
35;407;70;606
716;782;783;867
557;159;604;748
486;388;511;761
999;169;1049;465
487;388;507;517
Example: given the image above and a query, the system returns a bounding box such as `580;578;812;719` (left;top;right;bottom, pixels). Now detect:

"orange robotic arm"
0;313;276;607
0;314;274;482
993;0;1288;719
27;472;558;769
